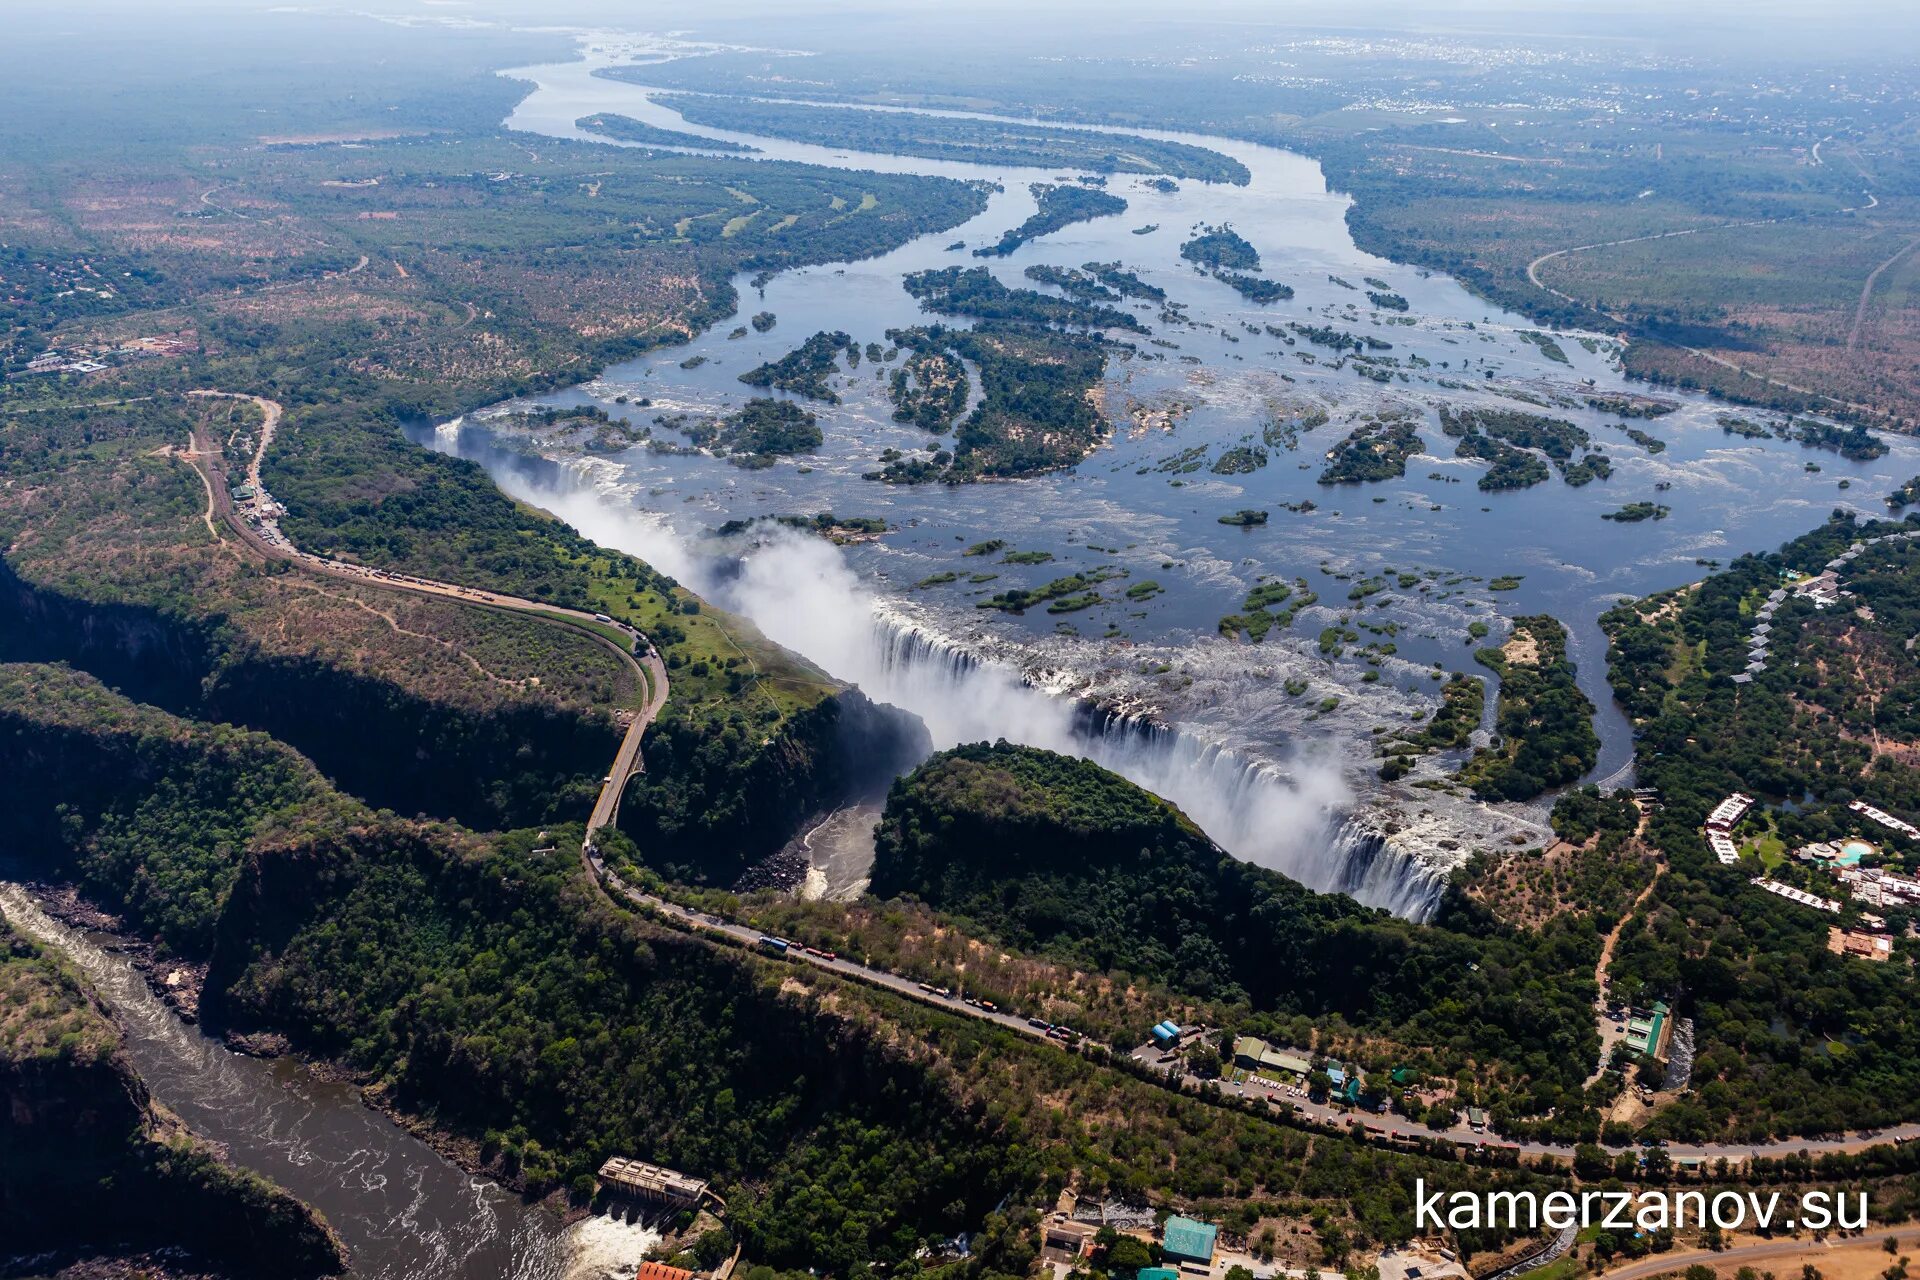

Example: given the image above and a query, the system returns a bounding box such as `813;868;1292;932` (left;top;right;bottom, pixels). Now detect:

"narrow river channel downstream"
0;877;662;1280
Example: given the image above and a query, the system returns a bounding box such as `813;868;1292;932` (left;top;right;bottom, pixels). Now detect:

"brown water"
0;878;662;1280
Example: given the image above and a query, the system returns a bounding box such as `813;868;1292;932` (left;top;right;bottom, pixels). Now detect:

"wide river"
425;34;1920;899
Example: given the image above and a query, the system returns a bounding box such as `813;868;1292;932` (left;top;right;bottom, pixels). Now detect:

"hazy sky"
15;0;1920;67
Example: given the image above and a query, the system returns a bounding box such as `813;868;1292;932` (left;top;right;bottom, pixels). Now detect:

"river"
0;877;662;1280
427;36;1920;907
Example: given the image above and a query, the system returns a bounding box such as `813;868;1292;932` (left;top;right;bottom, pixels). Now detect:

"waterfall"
1315;817;1450;923
858;609;1449;919
397;432;1453;922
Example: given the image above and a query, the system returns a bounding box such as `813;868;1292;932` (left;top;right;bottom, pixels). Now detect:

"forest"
1439;406;1615;492
574;112;758;152
869;323;1111;482
739;330;856;403
1317;417;1424;484
2;664;1561;1270
1600;512;1920;1139
871;742;1602;1107
1458;616;1599;802
1179;227;1261;271
903;265;1146;331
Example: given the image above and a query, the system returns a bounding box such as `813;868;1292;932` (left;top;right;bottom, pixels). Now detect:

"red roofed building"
637;1262;696;1280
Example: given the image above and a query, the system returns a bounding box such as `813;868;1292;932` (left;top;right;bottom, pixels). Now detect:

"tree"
1105;1236;1154;1275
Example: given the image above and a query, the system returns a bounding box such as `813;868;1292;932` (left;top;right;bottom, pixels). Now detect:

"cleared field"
1541;201;1920;426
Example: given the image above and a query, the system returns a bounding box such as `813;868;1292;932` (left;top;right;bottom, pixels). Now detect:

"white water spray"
428;445;1446;917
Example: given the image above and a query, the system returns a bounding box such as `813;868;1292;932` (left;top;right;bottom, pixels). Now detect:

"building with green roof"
1161;1215;1218;1264
1231;1036;1310;1079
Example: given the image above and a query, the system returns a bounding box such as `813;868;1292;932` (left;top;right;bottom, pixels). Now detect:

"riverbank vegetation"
1459;616;1599;802
575;112;758;152
627;37;1920;429
3;664;1558;1269
625;90;1252;184
976;184;1128;256
739;329;856;402
903;265;1146;331
1440;406;1615;492
1599;512;1920;1139
0;913;346;1277
1318;415;1424;484
868;323;1110;482
1180;227;1260;271
870;743;1603;1115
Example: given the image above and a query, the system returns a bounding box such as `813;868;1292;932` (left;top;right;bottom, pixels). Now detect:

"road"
1587;868;1665;1089
1523;194;1893;423
177;390;660;817
1122;1041;1920;1165
175;389;1920;1173
586;648;670;834
579;854;1084;1048
187;389;279;491
1847;234;1920;352
1598;1230;1920;1280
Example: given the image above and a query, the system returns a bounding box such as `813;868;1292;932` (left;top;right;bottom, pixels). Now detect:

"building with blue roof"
1161;1215;1218;1265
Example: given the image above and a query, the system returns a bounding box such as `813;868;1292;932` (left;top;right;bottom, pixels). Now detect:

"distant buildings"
1232;1036;1309;1080
1793;570;1842;609
637;1264;696;1280
1750;877;1840;913
1828;928;1894;962
1706;793;1753;831
595;1157;709;1209
1850;799;1920;841
20;350;108;376
1703;793;1753;864
1623;1001;1670;1061
1836;866;1920;909
1041;1218;1098;1264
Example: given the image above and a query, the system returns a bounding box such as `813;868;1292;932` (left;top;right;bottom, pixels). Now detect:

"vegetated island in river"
621;90;1252;184
575;112;759;152
868;321;1109;483
974;184;1127;257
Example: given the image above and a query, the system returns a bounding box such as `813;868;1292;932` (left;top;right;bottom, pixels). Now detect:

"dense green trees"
1318;419;1423;484
1179;227;1260;271
872;742;1599;1090
206;816;1026;1273
903;266;1145;331
575;113;757;152
739;331;855;403
976;184;1128;256
713;398;824;462
636;93;1251;183
1459;616;1599;802
1600;513;1920;1138
870;323;1110;481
